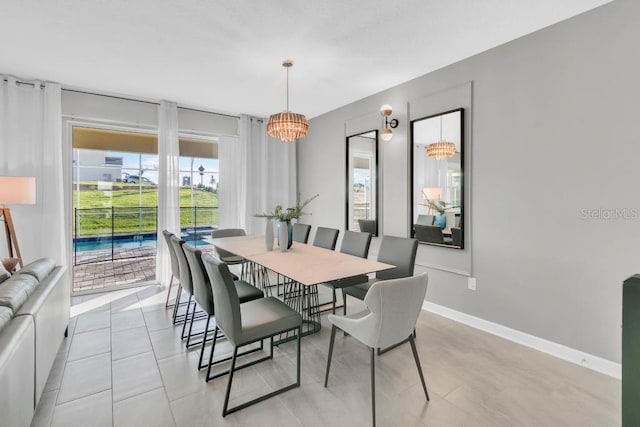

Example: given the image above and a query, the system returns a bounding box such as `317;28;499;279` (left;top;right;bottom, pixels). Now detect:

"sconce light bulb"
379;104;393;117
380;128;393;141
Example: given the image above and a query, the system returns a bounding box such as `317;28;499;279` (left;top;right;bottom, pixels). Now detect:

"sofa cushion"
0;306;13;333
17;258;55;282
0;274;38;311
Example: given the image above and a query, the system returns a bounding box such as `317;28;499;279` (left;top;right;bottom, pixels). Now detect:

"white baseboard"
422;301;621;379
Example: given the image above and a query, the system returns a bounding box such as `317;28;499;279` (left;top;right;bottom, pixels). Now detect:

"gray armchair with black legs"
313;226;339;250
183;245;263;372
201;254;302;417
292;223;311;243
325;273;430;427
321;230;372;314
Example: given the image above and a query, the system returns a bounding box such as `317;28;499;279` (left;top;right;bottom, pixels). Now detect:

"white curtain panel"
0;76;67;266
218;114;296;234
156;100;180;286
217;134;246;229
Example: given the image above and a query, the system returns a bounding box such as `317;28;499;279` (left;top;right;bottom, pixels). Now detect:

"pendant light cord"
286;65;290;111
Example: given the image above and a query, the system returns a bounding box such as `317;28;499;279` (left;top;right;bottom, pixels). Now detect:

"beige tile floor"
32;284;620;427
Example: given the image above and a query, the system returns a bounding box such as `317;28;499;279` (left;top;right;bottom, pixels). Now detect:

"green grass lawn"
72;183;218;236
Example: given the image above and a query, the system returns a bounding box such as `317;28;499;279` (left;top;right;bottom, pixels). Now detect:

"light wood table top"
204;235;394;286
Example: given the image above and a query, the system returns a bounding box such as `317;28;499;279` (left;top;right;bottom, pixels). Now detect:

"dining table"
204;235;394;340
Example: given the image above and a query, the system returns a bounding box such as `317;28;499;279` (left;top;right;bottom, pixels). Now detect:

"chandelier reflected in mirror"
426;115;456;160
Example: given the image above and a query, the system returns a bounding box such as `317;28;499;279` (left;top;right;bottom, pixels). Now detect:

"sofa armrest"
0;316;36;427
15;265;69;408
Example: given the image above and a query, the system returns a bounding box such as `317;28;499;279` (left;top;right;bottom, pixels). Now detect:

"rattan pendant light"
267;60;308;143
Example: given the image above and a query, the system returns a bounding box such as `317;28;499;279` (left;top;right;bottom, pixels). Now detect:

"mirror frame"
345;129;379;236
409;108;464;249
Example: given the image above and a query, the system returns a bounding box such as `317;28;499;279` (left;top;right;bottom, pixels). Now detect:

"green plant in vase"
255;194;319;251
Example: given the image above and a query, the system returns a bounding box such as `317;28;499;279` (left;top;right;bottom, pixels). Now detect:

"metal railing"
73;206;218;265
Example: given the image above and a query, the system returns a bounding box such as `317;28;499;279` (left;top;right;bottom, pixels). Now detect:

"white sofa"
0;259;69;427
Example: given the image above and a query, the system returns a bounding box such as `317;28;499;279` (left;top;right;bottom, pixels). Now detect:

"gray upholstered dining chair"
170;235;209;347
451;227;462;247
322;230;372;314
211;228;246;262
342;235;418;305
201;254;303;417
183;245;263;371
357;219;377;235
162;230;186;325
414;224;445;244
292;223;311;243
313;227;339;250
416;214;435;226
325;273;430;427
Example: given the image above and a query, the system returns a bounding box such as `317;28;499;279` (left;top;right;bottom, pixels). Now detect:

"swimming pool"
74;235;211;252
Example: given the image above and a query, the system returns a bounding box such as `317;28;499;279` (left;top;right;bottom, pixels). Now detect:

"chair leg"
342;291;348;336
370;347;376;427
165;276;174;308
172;284;183;323
198;316;211;370
331;288;337;314
205;326;219;382
296;326;301;386
180;295;193;339
342;290;347;315
324;325;337;387
222;345;239;417
409;335;429;401
185;300;198;347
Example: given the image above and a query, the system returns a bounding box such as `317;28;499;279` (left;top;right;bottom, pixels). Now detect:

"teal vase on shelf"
434;214;446;229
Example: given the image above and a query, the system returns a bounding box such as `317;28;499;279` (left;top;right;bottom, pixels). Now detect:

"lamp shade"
0;176;36;205
422;187;442;200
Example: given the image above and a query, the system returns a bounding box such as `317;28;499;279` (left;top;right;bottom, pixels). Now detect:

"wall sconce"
379;104;398;141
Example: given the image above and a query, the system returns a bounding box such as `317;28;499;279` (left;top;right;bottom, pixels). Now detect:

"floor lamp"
0;176;36;268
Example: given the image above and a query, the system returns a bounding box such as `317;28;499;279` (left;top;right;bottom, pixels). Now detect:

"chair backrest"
201;254;242;344
183;244;214;315
211;228;246;259
169;235;193;294
357;219;377;235
340;230;372;258
162;230;180;279
416;215;435;226
363;273;428;348
313;227;339;250
414;225;444;244
451;227;462;247
376;236;418;280
292;223;311;243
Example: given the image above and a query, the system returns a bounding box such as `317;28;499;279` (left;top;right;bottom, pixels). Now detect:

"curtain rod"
2;78;240;120
63;88;240;119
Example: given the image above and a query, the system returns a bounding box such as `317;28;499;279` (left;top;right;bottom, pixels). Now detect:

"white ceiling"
1;0;611;119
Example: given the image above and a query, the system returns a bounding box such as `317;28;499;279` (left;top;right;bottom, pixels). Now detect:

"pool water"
74;236;210;252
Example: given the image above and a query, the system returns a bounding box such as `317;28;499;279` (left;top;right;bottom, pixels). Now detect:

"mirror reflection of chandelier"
426;115;456;160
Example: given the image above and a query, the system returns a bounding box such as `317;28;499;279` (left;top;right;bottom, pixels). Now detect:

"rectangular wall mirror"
346;130;378;236
411;108;464;248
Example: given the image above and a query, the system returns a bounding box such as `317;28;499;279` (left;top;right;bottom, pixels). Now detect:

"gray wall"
297;0;640;363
